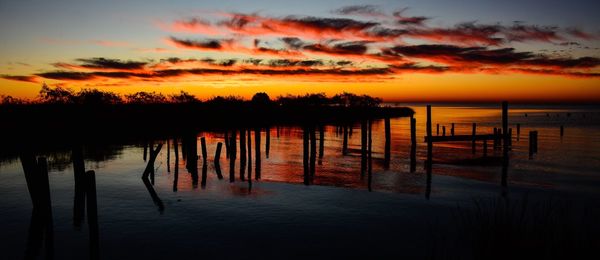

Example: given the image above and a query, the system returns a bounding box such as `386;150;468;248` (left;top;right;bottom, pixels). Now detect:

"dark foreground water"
1;104;599;259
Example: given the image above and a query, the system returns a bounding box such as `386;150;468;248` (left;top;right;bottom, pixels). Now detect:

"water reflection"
2;104;599;259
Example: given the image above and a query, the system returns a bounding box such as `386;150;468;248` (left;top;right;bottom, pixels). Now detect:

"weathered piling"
240;129;247;181
318;125;324;164
442;126;446;136
173;138;179;191
142;172;164;213
86;170;99;260
142;143;163;179
200;137;208;187
560;125;564;137
266;127;271;158
384;117;391;169
303;126;310;185
214;142;223;179
529;131;538;158
426;105;432;176
360;120;367;177
276;126;280;138
342;125;349;155
472;123;476;154
501;101;508;188
167;140;170;173
229;135;236;183
436;124;439;136
224;131;230;159
410;116;417;173
451;123;455;136
254;128;261;180
201;161;207;188
368;120;373;192
200;137;208;165
310;126;317;177
247;129;252;180
72;146;86;228
143;142;148;162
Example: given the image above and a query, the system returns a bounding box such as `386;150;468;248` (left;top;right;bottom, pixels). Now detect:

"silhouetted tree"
169;91;199;103
251;92;271;105
125;91;167;104
74;88;122;105
0;95;26;105
332;92;381;107
38;83;74;104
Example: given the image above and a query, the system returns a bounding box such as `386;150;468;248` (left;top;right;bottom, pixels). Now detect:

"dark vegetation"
0;84;413;149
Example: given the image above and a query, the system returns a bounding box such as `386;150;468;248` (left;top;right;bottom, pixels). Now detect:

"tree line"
1;83;382;107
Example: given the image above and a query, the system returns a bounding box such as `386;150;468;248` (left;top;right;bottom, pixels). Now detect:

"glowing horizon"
1;0;599;102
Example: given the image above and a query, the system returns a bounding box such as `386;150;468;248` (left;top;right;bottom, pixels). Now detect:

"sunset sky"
1;0;599;102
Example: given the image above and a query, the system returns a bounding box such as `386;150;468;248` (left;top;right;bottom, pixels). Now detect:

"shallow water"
1;104;599;259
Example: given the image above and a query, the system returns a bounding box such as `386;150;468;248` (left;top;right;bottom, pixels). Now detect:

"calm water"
1;104;599;259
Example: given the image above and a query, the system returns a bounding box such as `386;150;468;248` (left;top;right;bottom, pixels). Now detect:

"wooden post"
240;129;247;181
310;126;316;177
277;126;280;138
224;131;230;159
247;129;252;180
436;124;439;136
360;120;367;177
342;125;348;155
214;142;223;179
472;123;476;154
266;127;271;158
143;142;148;162
368;120;373;192
72;146;86;228
560;125;564;137
142;143;163;179
529;131;538;158
410;117;416;173
86;170;99;259
384;117;391;169
173;138;180;191
167;139;170;173
318;125;324;164
451;123;455;136
501;101;509;188
229;135;236;183
442;126;446;136
200;137;208;165
254;128;261;180
303;126;309;185
426;105;432;176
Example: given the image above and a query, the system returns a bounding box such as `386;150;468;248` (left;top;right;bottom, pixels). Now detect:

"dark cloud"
387;44;600;68
36;71;96;80
393;8;430;26
75;58;148;70
504;24;562;42
392;63;450;73
282;16;379;32
282;37;370;55
168;36;224;49
332;5;385;17
266;59;324;67
1;75;39;83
